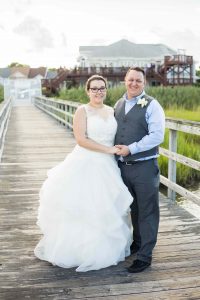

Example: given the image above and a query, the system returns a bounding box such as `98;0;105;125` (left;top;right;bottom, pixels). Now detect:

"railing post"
58;103;61;124
0;98;12;162
69;105;73;128
62;104;65;126
168;129;177;201
63;103;66;126
65;105;69;129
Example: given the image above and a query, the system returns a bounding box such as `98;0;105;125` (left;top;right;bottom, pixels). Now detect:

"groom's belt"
118;160;141;165
118;158;155;165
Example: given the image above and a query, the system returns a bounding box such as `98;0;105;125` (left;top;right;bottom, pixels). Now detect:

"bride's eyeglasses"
90;87;107;93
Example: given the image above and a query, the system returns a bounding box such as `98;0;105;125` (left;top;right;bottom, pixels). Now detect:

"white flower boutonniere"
137;97;148;108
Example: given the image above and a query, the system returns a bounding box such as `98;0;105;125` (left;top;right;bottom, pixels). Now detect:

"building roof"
0;67;47;79
28;67;47;78
10;66;30;78
0;68;11;78
79;39;176;58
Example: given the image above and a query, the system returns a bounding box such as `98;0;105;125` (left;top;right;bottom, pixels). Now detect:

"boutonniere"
137;97;148;108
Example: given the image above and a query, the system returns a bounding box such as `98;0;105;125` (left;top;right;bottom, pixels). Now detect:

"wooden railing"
0;98;12;162
34;96;79;129
34;96;200;203
159;118;200;203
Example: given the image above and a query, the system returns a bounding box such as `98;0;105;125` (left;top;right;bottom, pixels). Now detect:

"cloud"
153;28;200;63
89;39;108;46
13;0;33;15
1;0;200;68
13;16;54;51
61;32;67;47
1;0;32;15
0;24;5;30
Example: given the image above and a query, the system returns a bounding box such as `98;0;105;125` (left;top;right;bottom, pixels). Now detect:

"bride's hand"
108;146;120;154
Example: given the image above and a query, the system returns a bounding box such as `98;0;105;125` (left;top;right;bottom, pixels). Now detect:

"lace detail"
84;104;117;147
84;104;113;120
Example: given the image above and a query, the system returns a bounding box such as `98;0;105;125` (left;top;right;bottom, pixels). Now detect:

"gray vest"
114;94;158;161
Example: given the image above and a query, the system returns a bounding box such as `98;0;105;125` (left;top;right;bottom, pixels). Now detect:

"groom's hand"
115;145;130;156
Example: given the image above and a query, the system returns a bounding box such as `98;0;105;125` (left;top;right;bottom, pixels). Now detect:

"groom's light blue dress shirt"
123;91;165;161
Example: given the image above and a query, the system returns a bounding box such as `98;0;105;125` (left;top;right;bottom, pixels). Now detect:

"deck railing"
159;118;200;203
34;96;79;129
0;98;12;162
34;96;200;203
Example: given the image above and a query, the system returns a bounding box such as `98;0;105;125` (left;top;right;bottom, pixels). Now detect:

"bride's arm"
73;106;117;154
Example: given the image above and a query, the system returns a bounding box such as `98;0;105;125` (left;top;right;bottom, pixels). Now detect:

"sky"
1;0;200;69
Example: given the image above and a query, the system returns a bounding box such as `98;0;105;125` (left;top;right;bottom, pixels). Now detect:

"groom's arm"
128;100;165;155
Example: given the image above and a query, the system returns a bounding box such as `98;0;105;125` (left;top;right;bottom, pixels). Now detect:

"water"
160;183;200;220
179;184;200;220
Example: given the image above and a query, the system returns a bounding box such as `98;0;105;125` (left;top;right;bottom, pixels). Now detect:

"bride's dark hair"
85;75;107;92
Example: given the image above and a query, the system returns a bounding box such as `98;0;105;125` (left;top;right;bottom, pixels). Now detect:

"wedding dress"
34;104;133;272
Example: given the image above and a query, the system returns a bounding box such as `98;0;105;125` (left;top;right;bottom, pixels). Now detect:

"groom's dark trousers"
118;158;160;264
115;94;161;264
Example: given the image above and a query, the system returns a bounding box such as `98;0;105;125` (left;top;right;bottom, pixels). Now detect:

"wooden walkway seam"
0;106;200;300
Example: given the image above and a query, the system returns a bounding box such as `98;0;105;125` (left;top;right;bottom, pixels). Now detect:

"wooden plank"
0;105;200;300
36;96;80;108
0;98;12;161
159;147;200;171
168;129;177;200
1;277;200;299
160;175;200;204
165;117;200;135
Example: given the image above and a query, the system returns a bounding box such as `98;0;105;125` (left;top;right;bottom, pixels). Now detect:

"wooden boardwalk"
0;105;200;300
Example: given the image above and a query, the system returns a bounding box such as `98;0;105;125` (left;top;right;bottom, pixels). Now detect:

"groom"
114;67;165;273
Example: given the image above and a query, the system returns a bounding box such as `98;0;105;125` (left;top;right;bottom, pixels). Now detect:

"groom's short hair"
125;67;145;79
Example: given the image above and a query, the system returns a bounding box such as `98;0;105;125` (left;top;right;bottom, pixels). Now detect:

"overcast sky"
1;0;200;68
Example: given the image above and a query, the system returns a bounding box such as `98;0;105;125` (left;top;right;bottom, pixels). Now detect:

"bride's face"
87;80;107;105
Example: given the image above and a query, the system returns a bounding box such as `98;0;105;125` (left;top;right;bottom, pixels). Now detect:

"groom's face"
125;70;145;99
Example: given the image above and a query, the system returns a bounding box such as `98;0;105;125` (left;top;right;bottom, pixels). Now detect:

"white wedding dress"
34;104;133;272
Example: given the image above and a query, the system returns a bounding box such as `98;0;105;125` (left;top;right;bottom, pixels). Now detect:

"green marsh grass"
159;107;200;187
58;85;200;110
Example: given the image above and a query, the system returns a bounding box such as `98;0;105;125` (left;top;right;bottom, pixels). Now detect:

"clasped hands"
110;145;130;156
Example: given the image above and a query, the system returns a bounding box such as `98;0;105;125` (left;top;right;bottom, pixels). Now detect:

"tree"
7;62;29;68
196;67;200;77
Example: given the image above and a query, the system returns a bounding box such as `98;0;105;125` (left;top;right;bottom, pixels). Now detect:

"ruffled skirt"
34;145;133;271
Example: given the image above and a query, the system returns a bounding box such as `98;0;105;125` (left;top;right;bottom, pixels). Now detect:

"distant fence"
0;98;12;162
34;96;200;203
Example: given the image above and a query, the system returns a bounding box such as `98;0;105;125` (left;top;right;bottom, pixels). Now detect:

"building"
78;39;177;69
39;40;196;94
0;66;49;105
76;39;195;86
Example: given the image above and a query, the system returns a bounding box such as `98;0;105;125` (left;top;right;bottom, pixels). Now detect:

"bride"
34;75;133;272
